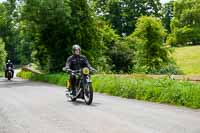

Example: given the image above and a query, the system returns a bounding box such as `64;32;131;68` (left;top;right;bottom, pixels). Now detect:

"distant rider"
5;60;14;78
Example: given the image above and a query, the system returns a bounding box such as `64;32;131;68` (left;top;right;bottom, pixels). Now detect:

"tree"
20;0;102;72
108;41;134;73
0;0;19;64
94;0;162;36
168;0;200;46
16;23;34;65
94;20;118;72
0;38;7;71
0;3;7;38
69;0;102;67
162;0;174;33
21;0;72;72
96;19;134;73
128;16;171;73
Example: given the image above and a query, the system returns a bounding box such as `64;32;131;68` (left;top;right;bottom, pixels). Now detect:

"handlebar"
69;69;81;73
63;67;97;74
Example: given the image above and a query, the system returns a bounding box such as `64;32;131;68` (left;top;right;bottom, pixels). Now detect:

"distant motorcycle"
6;67;13;80
65;67;95;105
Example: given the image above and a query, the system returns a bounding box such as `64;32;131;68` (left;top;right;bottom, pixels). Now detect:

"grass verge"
17;71;200;109
0;71;3;77
173;45;200;75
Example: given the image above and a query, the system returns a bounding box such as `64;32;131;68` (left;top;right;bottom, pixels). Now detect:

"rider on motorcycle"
63;44;95;97
5;60;14;78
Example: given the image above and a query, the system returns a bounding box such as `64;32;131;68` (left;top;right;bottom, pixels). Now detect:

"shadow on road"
68;100;101;107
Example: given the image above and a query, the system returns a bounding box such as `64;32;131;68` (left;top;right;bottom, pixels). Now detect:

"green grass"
0;71;3;77
17;71;67;86
17;71;200;109
173;45;200;75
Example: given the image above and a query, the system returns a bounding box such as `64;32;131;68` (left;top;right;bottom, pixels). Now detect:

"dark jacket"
64;55;93;71
6;62;14;69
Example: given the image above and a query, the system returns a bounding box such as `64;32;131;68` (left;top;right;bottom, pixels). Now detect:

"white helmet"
72;44;81;54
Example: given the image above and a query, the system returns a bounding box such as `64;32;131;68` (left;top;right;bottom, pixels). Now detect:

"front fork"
82;75;92;93
66;76;91;97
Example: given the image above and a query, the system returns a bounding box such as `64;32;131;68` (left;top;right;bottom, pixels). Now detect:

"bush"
166;34;177;46
96;20;134;73
169;0;200;46
17;71;68;86
127;16;173;74
0;72;3;77
107;41;134;73
92;75;200;108
0;38;7;71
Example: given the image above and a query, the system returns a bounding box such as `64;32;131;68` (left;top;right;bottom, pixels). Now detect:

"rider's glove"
62;67;71;72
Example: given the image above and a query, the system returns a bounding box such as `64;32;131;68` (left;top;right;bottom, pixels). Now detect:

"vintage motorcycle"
6;67;13;80
65;67;95;105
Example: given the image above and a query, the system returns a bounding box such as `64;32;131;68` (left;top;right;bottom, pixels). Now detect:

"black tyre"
7;73;11;80
71;97;76;101
84;83;93;105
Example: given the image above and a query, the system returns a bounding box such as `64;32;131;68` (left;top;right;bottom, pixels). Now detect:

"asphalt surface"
0;77;200;133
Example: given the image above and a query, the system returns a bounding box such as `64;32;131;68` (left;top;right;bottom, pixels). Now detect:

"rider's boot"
70;88;76;98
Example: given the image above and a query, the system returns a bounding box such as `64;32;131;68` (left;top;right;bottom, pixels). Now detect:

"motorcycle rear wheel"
7;73;11;80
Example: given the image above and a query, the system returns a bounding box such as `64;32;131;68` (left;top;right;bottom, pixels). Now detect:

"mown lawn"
173;45;200;75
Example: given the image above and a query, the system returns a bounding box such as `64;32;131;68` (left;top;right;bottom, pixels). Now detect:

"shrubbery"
0;38;7;71
167;0;200;46
126;16;174;74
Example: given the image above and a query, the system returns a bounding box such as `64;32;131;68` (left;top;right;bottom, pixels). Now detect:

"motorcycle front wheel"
84;83;93;105
7;72;12;80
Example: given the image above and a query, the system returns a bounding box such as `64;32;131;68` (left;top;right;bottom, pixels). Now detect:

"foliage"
107;41;134;73
96;20;134;73
21;0;72;72
17;71;67;86
19;0;103;72
0;3;7;38
93;75;200;109
0;0;20;64
0;71;3;77
94;0;162;36
94;20;118;73
161;0;174;33
69;0;102;70
2;0;198;74
168;0;200;46
17;70;200;109
0;38;7;71
127;16;172;73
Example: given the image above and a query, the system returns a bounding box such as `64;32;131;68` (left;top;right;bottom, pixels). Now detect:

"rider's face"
75;49;80;55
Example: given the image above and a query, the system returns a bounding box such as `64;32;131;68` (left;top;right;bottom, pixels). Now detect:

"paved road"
0;77;200;133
